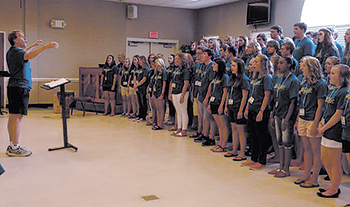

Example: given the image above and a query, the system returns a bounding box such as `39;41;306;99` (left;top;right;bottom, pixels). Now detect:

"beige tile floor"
0;109;350;207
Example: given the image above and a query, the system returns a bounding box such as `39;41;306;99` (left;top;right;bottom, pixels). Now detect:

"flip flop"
294;178;306;185
300;183;320;188
224;152;238;157
232;156;247;161
211;146;227;153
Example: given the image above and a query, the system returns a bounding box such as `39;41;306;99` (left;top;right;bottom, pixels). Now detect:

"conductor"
6;30;59;157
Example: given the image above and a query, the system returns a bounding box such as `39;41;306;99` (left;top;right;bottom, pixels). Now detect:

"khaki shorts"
128;87;136;96
120;86;128;97
193;98;199;116
297;118;322;138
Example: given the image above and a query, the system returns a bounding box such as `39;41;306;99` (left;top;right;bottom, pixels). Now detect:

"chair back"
84;84;96;99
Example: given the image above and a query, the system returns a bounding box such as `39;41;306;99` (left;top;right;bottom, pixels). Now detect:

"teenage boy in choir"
225;46;237;74
292;22;316;63
270;25;286;49
6;30;59;157
194;49;216;147
257;33;268;56
280;42;299;76
190;46;205;138
117;53;125;72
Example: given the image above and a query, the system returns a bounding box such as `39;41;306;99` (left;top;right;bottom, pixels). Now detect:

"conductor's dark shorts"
7;87;30;115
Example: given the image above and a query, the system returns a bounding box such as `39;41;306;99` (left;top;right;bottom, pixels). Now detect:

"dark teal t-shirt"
135;67;150;91
149;70;167;98
274;73;300;119
248;74;274;113
228;74;250;109
171;67;190;95
193;63;204;99
341;93;350;142
322;86;348;142
198;62;215;103
299;79;328;121
6;46;32;90
293;37;316;63
209;74;229;105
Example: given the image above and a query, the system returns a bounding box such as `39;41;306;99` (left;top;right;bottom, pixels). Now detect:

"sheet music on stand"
41;78;70;90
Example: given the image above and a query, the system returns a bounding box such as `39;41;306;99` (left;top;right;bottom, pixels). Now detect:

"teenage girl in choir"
269;56;299;178
244;41;261;76
165;54;176;125
148;58;167;130
205;58;229;152
317;64;350;198
168;53;190;137
225;58;250;160
134;56;150;122
294;56;328;188
324;56;341;87
242;54;274;169
237;35;249;62
120;58;131;117
128;55;139;119
343;28;350;67
314;28;339;70
100;55;118;116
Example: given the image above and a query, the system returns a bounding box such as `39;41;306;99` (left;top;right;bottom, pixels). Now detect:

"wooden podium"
41;78;78;152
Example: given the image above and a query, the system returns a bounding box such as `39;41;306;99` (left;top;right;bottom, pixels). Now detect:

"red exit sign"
149;31;158;39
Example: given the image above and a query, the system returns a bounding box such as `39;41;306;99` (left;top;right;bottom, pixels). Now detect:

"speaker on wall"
127;5;138;20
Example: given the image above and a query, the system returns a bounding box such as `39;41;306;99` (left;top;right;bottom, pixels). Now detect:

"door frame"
126;37;179;59
0;31;6;108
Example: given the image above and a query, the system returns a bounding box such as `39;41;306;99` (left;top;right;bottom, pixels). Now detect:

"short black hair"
8;30;20;46
203;49;214;60
270;25;283;34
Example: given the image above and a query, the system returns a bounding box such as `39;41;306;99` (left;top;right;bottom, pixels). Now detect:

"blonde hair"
155;58;166;70
301;56;323;84
256;54;273;78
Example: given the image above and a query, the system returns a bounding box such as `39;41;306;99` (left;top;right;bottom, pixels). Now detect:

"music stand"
0;71;10;115
41;78;78;152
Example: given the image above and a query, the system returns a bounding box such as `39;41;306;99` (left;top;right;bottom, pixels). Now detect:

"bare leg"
8;114;23;145
300;136;312;181
236;124;246;158
230;123;240;154
321;146;342;195
308;138;322;185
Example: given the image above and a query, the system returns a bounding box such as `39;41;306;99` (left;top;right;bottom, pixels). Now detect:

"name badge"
210;96;215;102
275;102;279;108
342;116;346;125
149;87;152;92
172;83;176;88
136;81;139;84
299;109;305;116
195;81;202;87
123;82;127;85
153;86;156;92
229;99;233;105
248;97;254;104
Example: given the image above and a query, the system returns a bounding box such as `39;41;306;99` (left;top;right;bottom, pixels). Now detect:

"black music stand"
0;71;10;115
41;78;78;152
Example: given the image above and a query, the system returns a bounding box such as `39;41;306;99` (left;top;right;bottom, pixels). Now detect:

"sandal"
224;152;238;157
151;125;159;130
294;178;306;185
152;125;163;130
211;146;227;152
300;182;319;188
232;156;247;161
268;168;281;175
175;132;187;137
168;127;177;131
274;170;291;178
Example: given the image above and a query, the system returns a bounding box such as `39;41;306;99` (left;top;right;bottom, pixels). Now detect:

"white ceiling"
101;0;242;9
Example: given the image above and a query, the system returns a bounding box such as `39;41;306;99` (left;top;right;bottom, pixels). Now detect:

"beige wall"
196;0;305;40
0;0;306;103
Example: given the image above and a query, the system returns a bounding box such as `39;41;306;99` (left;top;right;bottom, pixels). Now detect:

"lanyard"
324;87;340;113
276;73;292;100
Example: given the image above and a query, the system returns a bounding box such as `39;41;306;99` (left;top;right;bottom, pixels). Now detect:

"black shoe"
189;133;201;138
317;189;341;198
0;164;4;176
194;135;207;142
201;139;216;146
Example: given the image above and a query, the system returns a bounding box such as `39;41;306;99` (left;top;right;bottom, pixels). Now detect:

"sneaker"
194;135;207;143
6;145;32;157
201;139;216;146
0;164;4;175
